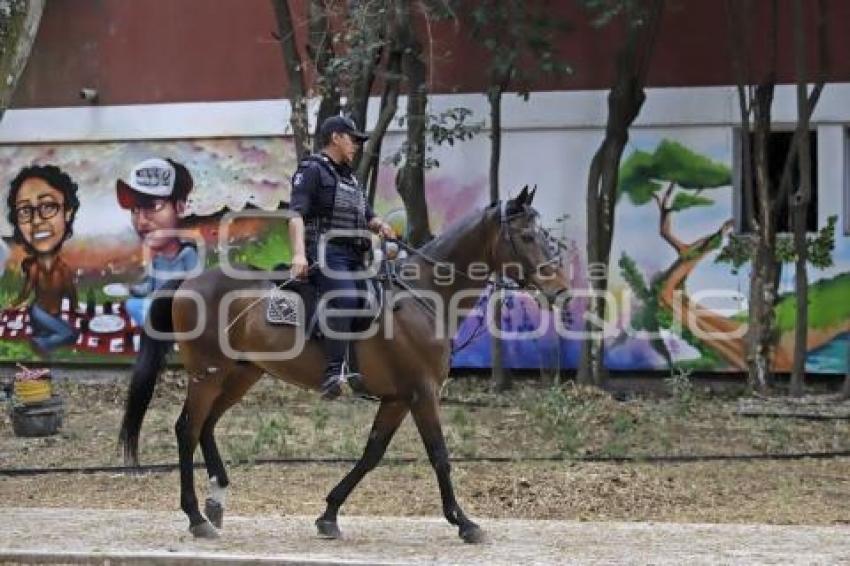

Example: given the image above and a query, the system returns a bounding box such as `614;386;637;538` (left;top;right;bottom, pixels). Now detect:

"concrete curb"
0;550;390;565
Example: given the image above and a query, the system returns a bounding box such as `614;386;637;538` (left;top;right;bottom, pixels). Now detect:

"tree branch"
271;0;310;158
660;181;675;211
309;0;340;151
686;219;734;254
656;193;687;254
357;20;402;188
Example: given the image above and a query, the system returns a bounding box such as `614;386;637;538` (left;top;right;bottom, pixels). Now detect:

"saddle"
265;265;385;338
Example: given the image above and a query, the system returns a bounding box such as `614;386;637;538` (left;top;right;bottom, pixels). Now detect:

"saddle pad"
264;277;383;330
266;286;302;326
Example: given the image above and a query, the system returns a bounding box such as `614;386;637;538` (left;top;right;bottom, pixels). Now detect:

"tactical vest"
298;154;369;260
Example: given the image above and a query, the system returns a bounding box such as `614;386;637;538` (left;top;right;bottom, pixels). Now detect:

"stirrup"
320;365;359;401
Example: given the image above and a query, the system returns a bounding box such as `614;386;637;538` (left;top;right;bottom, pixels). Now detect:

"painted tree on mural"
619;139;838;372
617;140;744;368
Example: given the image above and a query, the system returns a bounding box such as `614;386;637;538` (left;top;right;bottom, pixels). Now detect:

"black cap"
319;115;369;142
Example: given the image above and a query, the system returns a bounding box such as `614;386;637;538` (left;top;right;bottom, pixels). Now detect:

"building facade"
1;0;848;374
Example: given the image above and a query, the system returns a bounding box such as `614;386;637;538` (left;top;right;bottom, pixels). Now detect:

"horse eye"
521;233;535;242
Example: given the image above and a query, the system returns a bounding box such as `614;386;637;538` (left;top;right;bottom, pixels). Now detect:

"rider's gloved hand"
369;217;396;240
378;221;396;240
291;253;309;279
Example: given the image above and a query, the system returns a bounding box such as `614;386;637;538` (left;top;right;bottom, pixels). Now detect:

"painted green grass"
0;268;25;307
775;272;850;332
726;272;850;333
231;225;292;271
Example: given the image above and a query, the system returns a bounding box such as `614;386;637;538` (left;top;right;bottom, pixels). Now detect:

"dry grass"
3;459;850;525
4;374;850;470
3;374;850;524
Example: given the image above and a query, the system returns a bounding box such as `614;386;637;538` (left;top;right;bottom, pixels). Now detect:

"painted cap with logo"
116;158;193;209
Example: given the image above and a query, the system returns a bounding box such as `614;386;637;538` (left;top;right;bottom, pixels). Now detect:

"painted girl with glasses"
6;165;80;354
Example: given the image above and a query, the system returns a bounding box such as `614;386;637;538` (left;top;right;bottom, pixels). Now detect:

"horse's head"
489;185;570;304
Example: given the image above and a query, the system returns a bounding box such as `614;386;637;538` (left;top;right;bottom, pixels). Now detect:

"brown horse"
119;186;569;543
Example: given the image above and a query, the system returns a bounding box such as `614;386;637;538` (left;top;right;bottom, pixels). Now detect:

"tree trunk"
358;14;403;198
270;0;310;158
789;0;809;397
344;0;385;132
359;51;400;199
394;1;432;246
346;2;385;173
788;0;829;396
488;85;503;204
578;1;664;385
487;83;510;390
0;0;46;121
309;0;340;151
725;0;784;394
724;0;755;234
748;79;779;394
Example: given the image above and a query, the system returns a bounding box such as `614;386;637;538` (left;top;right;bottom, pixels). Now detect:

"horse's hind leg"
411;386;484;544
176;373;221;538
200;365;263;529
316;399;409;539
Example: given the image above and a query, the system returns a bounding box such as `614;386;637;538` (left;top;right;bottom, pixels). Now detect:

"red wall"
12;0;850;109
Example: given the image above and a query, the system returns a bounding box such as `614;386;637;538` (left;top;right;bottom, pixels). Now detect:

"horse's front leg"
410;386;484;544
316;399;409;539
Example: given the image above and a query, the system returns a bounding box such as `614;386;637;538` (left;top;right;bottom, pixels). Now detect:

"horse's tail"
118;278;183;467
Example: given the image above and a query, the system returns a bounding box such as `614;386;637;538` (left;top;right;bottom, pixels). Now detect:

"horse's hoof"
190;521;220;539
204;498;224;529
460;524;485;544
316;518;342;539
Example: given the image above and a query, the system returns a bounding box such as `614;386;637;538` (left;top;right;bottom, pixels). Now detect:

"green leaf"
670;192;714;212
652;140;732;189
619;252;651;301
618;149;660;204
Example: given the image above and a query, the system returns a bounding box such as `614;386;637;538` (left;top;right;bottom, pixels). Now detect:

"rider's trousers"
311;243;365;369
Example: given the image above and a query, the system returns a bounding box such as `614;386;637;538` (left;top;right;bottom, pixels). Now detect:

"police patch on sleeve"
293;172;304;186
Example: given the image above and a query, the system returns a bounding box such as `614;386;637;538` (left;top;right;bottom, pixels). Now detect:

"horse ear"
528;185;537;204
506;185;532;214
517;185;529;205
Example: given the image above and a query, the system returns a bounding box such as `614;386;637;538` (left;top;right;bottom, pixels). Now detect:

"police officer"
289;115;395;399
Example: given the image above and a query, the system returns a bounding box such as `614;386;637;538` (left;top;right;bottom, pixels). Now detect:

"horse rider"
288;115;396;399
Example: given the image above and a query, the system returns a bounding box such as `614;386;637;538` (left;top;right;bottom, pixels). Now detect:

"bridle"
497;200;563;290
381;202;567;353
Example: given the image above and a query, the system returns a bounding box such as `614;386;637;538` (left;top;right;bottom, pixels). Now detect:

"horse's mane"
417;203;496;260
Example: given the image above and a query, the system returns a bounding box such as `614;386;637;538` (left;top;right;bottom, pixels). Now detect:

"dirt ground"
3;507;850;565
3;374;850;525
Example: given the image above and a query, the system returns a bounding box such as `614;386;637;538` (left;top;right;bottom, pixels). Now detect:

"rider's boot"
319;338;360;400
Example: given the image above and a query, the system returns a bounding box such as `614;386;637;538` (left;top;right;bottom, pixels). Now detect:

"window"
736;130;818;233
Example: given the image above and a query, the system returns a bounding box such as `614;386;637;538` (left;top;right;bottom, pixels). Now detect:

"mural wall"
373;127;850;375
0;126;847;374
0;138;296;362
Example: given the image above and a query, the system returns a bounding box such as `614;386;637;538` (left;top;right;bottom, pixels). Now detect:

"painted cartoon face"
130;198;185;253
15;177;73;254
